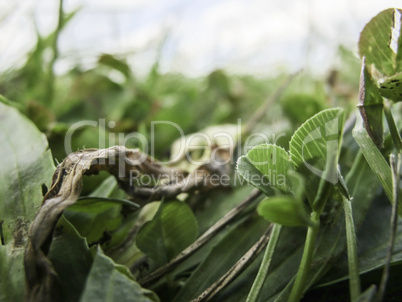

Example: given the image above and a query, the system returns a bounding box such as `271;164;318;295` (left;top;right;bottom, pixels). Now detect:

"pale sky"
0;0;401;76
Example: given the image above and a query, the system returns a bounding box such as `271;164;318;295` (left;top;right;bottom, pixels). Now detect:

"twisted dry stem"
24;146;231;302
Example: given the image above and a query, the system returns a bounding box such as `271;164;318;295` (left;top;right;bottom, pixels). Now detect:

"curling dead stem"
24;146;233;302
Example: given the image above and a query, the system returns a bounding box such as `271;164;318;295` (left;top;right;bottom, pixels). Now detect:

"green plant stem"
384;99;402;152
288;211;320;302
44;0;64;106
246;224;282;302
342;196;361;301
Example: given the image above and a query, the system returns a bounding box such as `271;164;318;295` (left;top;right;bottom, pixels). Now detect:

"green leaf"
357;58;384;148
289;108;345;203
352;125;402;216
359;8;402;77
257;196;314;227
62;175;139;245
98;54;131;80
0;102;55;302
378;72;402;102
63;198;124;245
104;211;143;267
80;247;159;302
358;7;402;122
136;201;198;267
281;93;326;126
195;186;256;233
89;176;120;198
48;216;93;302
237;144;290;194
236;156;275;196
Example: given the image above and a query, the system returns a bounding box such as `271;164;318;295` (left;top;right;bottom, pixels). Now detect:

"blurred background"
1;0;401;76
0;0;401;170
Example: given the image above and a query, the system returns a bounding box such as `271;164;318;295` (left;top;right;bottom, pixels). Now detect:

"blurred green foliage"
0;42;360;160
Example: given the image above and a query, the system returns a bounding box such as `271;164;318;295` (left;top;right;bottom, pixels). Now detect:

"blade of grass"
353;125;402;215
246;223;282;302
342;195;361;301
357;285;377;302
375;153;400;302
